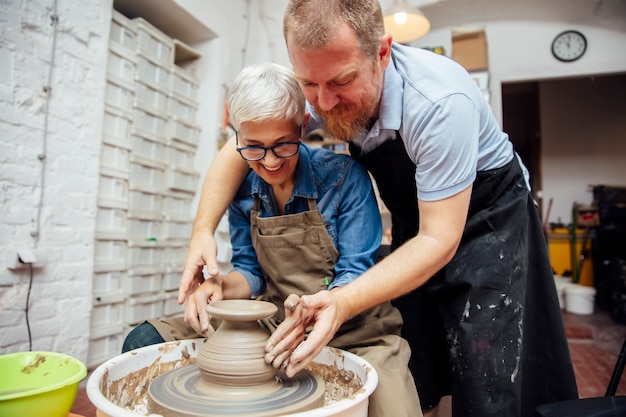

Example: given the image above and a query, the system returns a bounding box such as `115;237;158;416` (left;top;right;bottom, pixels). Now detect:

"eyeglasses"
235;125;302;161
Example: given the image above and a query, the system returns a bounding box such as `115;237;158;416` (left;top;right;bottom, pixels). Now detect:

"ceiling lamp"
383;0;431;44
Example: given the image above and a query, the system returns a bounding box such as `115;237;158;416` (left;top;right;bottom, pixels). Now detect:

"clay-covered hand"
184;276;225;337
265;290;346;377
178;229;221;304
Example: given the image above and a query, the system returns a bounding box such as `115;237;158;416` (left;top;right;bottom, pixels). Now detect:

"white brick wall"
0;0;261;366
0;0;112;361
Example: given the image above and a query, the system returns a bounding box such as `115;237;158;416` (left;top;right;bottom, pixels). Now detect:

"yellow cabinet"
548;227;593;286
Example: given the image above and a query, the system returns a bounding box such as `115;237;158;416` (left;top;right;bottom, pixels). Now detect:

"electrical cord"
26;263;34;351
23;0;59;354
33;0;59;244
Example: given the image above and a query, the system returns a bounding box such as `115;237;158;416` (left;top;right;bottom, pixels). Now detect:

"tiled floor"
69;306;626;417
562;307;626;398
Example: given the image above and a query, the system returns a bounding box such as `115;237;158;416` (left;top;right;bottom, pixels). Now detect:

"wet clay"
306;348;366;402
103;343;197;414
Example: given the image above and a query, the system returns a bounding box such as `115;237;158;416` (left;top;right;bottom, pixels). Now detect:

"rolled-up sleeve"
227;197;265;298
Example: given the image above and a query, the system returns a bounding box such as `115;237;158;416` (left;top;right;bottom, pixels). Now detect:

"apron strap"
350;133;419;250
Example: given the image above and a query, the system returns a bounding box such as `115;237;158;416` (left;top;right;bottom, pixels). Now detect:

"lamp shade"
383;0;431;43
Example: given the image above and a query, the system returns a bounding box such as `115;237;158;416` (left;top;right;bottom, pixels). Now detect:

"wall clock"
551;30;587;62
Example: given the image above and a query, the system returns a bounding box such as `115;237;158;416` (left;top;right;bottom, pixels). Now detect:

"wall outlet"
5;249;47;270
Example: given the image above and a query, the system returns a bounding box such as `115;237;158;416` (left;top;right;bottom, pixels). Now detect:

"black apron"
350;135;578;417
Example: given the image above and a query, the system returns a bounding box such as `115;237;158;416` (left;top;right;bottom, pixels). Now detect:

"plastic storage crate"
110;10;136;51
90;292;125;328
129;159;165;193
169;65;199;102
87;323;125;368
136;53;169;91
128;188;163;219
107;42;136;86
163;290;184;316
95;206;127;240
124;270;163;296
162;243;187;270
127;217;162;241
127;241;164;272
102;104;132;143
135;18;173;67
97;171;129;209
163;141;194;168
134;80;168;114
105;75;134;113
130;130;165;166
165;167;199;194
133;106;168;139
162;268;183;291
167;93;198;125
168;117;201;148
125;293;165;325
100;142;131;175
94;239;128;272
161;218;192;241
163;192;193;220
92;269;126;296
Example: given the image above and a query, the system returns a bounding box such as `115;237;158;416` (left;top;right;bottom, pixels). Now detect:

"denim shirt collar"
248;144;318;208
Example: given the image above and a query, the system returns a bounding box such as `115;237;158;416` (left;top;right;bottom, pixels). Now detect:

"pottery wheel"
147;364;326;417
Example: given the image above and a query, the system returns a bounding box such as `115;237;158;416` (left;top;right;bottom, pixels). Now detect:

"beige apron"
251;197;422;417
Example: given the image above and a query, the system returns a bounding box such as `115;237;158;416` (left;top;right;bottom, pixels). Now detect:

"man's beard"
316;103;371;142
314;80;380;142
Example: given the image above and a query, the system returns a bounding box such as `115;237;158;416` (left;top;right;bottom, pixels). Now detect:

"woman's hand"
178;230;220;304
184;276;225;336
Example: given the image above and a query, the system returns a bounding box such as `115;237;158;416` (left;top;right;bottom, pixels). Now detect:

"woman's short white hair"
228;62;306;131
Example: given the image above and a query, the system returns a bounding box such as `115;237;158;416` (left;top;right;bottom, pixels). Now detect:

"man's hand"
184;276;225;336
178;230;220;304
265;290;347;377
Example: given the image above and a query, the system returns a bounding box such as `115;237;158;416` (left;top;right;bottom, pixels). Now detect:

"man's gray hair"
283;0;384;59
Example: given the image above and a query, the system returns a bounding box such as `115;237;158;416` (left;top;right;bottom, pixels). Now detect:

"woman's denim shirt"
228;143;383;297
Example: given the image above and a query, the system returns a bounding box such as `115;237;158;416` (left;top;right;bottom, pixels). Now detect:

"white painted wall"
1;0;625;362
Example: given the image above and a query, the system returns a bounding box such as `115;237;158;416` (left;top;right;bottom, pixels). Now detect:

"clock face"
551;30;587;62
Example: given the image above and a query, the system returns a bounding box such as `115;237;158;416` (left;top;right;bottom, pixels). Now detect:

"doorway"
502;73;626;226
502;81;542;215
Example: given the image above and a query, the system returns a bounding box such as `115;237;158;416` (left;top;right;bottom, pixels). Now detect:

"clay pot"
196;299;278;388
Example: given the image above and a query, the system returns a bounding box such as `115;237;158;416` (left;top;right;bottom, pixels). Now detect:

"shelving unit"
88;10;202;368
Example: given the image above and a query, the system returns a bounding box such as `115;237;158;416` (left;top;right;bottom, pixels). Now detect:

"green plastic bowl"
0;351;87;417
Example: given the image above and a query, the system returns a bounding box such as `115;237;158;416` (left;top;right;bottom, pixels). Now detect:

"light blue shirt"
308;43;523;202
228;144;382;297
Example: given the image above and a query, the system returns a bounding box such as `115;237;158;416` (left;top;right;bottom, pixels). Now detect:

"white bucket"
87;339;378;417
553;275;572;310
564;283;596;315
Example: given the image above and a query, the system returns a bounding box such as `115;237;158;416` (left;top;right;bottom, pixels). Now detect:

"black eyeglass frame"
235;125;302;161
